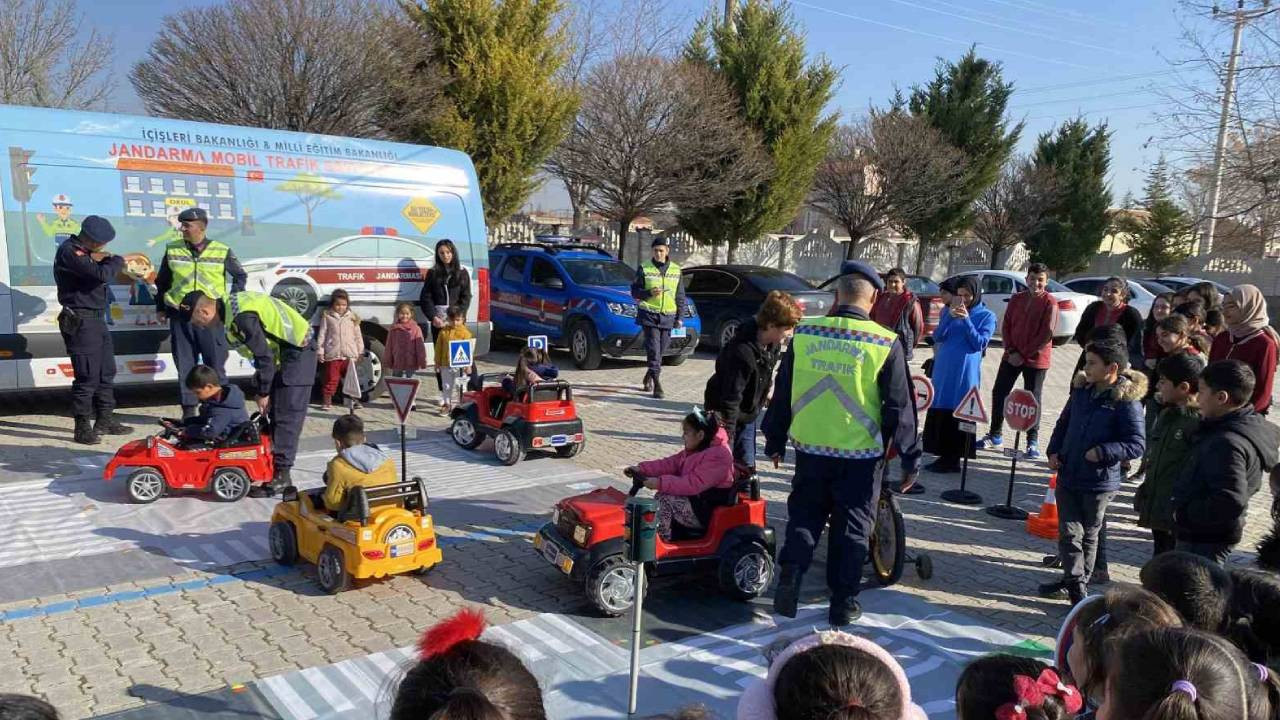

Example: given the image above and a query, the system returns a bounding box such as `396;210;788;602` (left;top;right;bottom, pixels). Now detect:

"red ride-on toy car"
449;375;585;465
533;467;775;616
103;414;274;503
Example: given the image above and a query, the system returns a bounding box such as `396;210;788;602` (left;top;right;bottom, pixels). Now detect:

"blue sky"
88;0;1192;211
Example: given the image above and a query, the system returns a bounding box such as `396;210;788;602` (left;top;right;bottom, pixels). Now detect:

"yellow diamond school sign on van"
402;197;441;234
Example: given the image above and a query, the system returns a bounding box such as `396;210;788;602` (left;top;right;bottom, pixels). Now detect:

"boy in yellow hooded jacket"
323;414;396;512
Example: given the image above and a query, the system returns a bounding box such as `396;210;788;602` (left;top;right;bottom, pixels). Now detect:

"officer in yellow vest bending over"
762;260;922;627
153;207;247;418
184;290;316;496
629;235;686;399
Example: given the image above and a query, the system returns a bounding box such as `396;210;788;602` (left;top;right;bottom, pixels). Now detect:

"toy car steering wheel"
158;418;181;436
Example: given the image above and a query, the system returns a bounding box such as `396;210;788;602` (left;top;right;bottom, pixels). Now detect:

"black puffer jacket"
1172;407;1280;545
419;265;472;321
703;319;780;429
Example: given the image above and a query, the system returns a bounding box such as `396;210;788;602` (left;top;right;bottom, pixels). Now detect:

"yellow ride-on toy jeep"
268;476;443;593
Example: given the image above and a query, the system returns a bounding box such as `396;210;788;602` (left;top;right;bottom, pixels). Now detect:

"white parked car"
945;270;1095;346
1062;276;1167;319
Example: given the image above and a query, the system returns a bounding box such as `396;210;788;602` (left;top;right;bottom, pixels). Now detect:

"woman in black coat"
703;291;802;470
418;239;471;388
1072;276;1144;373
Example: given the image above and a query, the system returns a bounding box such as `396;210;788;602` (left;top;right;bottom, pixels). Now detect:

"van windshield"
561;259;635;287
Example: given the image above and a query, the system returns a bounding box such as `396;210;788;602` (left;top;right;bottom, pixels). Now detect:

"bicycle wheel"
870;490;906;586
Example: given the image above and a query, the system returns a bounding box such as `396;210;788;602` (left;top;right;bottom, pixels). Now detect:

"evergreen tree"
1122;157;1194;273
398;0;578;224
1026;118;1113;274
906;49;1022;272
677;0;838;262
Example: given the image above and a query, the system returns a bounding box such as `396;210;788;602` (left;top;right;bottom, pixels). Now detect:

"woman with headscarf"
1072;276;1144;373
869;268;923;361
922;275;996;473
1211;284;1278;414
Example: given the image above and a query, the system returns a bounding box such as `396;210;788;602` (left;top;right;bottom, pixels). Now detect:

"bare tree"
554;55;768;264
546;0;692;230
0;0;113;109
810;111;969;260
130;0;444;138
971;157;1059;268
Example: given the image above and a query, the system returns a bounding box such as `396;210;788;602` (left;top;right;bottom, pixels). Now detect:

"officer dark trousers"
60;312;116;418
171;316;228;409
269;341;318;476
643;326;671;380
778;452;882;602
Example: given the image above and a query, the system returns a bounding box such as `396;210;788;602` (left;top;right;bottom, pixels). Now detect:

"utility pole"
724;0;735;29
1201;1;1273;255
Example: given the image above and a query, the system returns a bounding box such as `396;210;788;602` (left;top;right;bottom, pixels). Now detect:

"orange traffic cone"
1026;473;1059;540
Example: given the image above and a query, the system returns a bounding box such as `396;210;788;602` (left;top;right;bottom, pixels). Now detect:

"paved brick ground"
0;343;1274;717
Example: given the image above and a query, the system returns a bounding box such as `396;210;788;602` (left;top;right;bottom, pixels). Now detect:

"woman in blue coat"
923;275;996;472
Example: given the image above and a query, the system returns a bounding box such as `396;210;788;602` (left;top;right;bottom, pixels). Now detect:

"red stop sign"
1003;389;1040;433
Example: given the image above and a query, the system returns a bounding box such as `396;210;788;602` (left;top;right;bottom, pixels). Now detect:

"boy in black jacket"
1172;360;1280;565
180;364;250;445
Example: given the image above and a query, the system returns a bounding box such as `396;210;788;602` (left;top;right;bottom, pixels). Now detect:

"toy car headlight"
607;302;637;318
552;507;560;525
573;524;590;546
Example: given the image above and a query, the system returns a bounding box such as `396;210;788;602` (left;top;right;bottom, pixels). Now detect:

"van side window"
500;255;527;283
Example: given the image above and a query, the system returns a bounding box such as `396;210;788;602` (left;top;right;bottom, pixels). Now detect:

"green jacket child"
1134;354;1202;534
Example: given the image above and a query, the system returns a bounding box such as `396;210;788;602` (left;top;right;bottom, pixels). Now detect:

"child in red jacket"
626;409;735;540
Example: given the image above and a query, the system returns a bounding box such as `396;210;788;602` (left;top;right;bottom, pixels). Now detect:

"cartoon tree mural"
274;173;340;233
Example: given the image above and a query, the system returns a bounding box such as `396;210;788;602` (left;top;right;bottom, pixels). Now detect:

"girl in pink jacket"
627;409;735;540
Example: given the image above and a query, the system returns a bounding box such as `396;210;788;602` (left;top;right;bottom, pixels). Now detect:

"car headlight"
573;524;591;546
607;302;638;317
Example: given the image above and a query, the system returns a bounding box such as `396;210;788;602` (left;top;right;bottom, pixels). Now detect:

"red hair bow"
994;669;1084;720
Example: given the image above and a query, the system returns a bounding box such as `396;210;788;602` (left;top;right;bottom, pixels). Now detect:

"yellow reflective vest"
163;240;231;308
788;315;896;458
637;260;681;316
225;291;311;364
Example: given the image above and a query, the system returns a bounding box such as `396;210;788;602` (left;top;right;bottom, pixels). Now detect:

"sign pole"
400;423;408;486
987;431;1029;519
627;563;645;715
940;423;984;505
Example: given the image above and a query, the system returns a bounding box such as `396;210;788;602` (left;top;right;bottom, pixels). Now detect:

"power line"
971;0;1129;30
917;0;1064;35
789;0;1100;70
1017;69;1183;94
1010;86;1170;110
1022;100;1169;122
881;0;1140;58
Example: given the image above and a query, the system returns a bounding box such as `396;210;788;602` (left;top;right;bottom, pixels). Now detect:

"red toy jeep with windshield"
449;375;585;465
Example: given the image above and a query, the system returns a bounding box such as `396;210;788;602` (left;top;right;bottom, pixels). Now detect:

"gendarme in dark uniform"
762;261;921;627
54;216;134;445
153;207;247;418
629;236;687;399
184;290;316;495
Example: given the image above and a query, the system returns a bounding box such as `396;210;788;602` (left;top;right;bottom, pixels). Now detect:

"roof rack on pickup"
492;241;612;256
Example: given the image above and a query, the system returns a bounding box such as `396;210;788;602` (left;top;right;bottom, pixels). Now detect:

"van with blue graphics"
0;104;490;397
488;240;700;369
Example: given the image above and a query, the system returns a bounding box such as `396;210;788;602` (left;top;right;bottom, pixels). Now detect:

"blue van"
488;241;700;369
0;104;490;397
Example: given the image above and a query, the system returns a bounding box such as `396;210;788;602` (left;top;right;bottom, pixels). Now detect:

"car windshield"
560;258;635;286
906;277;941;294
1136;279;1174;295
748;269;815;293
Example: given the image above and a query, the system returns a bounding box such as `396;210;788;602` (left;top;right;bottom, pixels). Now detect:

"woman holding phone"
922;276;996;473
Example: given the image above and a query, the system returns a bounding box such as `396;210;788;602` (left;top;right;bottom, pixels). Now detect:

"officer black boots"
642;370;654;392
251;468;292;498
95;411;132;436
653;378;664;399
829;597;862;627
73;416;100;445
773;564;801;618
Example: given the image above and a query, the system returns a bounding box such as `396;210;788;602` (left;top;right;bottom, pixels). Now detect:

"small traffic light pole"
624;493;657;715
627;560;646;715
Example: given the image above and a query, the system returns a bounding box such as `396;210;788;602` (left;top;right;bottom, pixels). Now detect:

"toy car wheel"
126;468;165;504
450;417;484;450
915;553;934;580
269;522;298;565
870;491;906;586
556;437;585;458
586;555;645;617
718;541;774;600
569;321;603;370
316;545;350;594
494;430;523;466
210;468;251;502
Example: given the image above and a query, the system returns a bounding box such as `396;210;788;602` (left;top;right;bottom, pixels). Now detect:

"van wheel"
268;522;298;565
570;321;603;370
718;541;774;600
586;555;644;616
359;336;386;400
271;280;317;320
316;545;350;594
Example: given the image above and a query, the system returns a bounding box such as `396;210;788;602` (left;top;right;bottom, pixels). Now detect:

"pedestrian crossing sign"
952;386;989;423
449;339;475;369
528;335;548;350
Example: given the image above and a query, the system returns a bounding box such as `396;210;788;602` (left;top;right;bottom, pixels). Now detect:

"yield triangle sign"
952;386;989;423
384;377;421;425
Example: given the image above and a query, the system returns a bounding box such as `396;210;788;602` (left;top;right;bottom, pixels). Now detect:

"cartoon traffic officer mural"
36;194;79;246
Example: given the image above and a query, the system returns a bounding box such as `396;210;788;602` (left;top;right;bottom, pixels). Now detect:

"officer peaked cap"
838;260;884;291
651;236;669;248
177;207;209;224
79;216;116;244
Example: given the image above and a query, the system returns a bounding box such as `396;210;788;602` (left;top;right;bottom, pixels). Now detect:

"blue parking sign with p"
528;335;548;351
448;339;474;369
